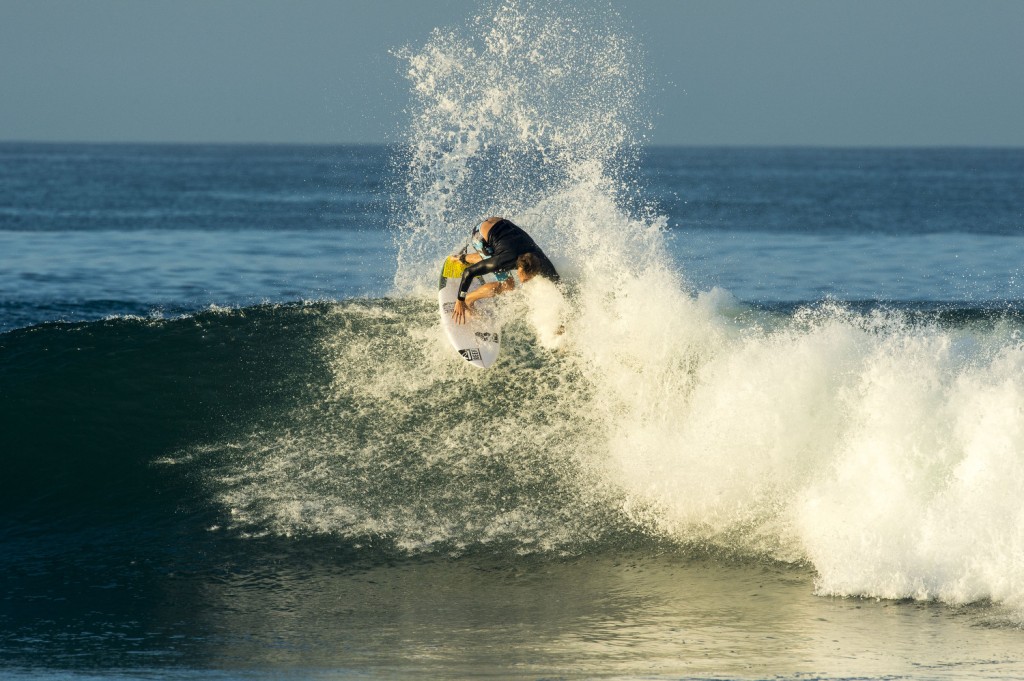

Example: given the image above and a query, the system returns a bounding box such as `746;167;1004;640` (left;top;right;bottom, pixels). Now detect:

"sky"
2;0;1023;147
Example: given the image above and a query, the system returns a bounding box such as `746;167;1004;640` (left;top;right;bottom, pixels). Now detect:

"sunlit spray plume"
391;0;664;294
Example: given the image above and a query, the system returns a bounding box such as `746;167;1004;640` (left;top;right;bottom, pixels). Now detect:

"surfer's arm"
456;258;503;301
452;259;515;324
449;252;483;266
451;280;514;324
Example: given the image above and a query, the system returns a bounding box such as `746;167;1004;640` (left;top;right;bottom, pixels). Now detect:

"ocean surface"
4;6;1024;681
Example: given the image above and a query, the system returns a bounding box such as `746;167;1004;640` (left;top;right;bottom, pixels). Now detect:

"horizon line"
3;139;1023;151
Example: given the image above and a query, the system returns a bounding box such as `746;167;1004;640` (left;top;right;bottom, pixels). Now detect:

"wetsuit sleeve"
456;258;504;300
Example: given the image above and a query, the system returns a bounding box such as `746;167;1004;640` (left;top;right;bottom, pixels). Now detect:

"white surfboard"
438;257;502;368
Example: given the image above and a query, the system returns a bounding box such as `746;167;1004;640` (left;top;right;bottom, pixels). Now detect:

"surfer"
450;217;559;324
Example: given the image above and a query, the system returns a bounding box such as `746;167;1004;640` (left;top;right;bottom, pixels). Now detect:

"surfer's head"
516;252;542;282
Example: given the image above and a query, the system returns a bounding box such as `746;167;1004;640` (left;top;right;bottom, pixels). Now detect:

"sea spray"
521;276;568;350
392;0;654;294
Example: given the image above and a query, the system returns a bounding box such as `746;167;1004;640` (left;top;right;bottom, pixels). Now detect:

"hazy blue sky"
2;0;1022;146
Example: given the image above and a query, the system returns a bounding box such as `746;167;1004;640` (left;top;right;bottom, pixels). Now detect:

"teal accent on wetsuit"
472;237;509;281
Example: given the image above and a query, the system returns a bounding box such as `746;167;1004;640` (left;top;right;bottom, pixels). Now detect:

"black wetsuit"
457;219;560;301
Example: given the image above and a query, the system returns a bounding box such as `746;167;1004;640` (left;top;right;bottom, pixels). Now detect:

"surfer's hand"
452;300;471;324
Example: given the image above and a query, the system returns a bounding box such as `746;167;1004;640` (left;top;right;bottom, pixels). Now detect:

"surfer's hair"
517;252;542;277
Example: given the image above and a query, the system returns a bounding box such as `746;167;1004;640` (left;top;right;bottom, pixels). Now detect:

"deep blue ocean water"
3;143;1021;332
3;142;1024;680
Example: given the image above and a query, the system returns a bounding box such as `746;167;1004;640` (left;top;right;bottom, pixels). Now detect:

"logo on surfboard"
458;348;483;362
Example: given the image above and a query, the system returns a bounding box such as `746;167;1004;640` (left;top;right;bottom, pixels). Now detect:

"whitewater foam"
520;276;568;350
